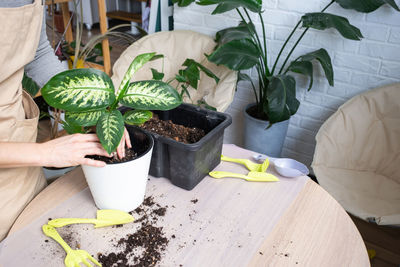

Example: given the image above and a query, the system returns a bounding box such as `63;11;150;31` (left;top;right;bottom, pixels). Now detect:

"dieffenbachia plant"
42;52;182;153
173;0;399;126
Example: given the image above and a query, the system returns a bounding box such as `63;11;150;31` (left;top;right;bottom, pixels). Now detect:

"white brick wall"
173;0;400;168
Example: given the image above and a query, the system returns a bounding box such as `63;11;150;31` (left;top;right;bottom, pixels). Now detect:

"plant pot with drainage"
121;103;232;191
41;52;182;211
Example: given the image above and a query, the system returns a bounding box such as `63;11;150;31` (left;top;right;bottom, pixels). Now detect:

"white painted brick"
274;26;315;46
297;102;335;121
263;10;300;27
326;4;366;22
303;92;346;110
380;61;400;78
334;69;352;83
278;0;321;14
351;73;396;88
366;5;400;26
289;115;301;126
286;125;316;144
389;27;400;44
359;23;389;41
334;52;380;74
263;0;278;9
300;117;325;133
174;10;204;27
203;14;236;30
284;136;316;155
359;42;400;61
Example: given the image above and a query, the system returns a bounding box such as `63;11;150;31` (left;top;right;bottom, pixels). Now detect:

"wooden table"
9;145;369;266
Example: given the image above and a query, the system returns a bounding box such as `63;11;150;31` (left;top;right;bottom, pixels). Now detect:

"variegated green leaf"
41;68;115;112
116;52;158;97
120;80;182;110
96;110;125;154
65;110;105;127
124;110;153;125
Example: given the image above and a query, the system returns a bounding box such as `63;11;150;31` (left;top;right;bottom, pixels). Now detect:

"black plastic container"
123;104;231;190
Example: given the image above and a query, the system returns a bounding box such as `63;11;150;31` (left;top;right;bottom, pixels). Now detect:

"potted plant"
173;0;399;157
41;52;182;211
120;57;232;190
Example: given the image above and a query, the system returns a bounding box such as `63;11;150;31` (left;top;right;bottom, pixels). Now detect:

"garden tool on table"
209;171;279;182
253;154;309;178
221;155;270;172
48;209;134;228
42;224;101;267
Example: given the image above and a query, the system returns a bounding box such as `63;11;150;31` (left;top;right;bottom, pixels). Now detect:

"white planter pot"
82;127;154;212
243;103;289;158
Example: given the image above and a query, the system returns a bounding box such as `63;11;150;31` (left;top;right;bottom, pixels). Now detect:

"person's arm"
0;134;110;168
24;9;67;87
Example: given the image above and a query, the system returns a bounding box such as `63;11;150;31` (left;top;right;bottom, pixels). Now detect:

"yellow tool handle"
48;218;98;228
42;224;73;254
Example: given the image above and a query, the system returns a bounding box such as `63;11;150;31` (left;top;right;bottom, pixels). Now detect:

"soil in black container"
139;115;205;144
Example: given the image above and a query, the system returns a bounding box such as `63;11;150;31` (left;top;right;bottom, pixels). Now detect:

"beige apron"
0;0;47;241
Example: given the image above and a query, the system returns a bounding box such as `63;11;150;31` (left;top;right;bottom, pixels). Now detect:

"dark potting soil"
98;196;169;267
139;115;205;144
87;147;138;164
246;105;269;121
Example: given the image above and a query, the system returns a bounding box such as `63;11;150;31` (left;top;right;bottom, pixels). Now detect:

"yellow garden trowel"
48;209;134;228
221;155;270;172
209;171;279;182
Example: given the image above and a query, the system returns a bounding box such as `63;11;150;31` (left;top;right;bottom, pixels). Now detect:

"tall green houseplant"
42;52;182;154
173;0;399;125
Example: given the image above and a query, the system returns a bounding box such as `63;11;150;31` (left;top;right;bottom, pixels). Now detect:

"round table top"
9;144;369;267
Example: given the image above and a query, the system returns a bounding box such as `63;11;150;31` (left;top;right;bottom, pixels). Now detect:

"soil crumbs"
97;196;169;267
139;115;205;144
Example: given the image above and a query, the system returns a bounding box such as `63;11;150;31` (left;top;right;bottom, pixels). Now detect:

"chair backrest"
111;30;237;112
313;83;400;185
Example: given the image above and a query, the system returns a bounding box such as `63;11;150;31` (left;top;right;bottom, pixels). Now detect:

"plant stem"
242;9;269;76
273;0;335;75
271;20;301;75
258;12;270;76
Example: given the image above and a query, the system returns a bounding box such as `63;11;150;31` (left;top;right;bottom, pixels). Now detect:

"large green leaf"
267;75;299;123
96;110;125;154
150;68;165;81
298;48;334;86
215;22;254;45
208;39;260;70
335;0;399;12
302;13;363;40
41;68;115;112
286;61;314;91
197;0;262;14
179;63;200;89
116;52;158;97
120;80;182;110
172;0;196;6
65;110;105;127
124;110;153;125
60;120;85;134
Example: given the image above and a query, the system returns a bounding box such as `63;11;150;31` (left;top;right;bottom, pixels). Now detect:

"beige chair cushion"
312;83;400;225
111;30;237;112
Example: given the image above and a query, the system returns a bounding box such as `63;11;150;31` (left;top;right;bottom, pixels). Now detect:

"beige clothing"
0;0;47;240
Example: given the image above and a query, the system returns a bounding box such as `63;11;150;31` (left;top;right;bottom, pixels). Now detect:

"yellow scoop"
221;155;269;172
48;209;134;228
209;171;279;182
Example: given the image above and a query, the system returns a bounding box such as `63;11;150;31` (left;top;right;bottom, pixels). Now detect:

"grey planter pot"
243;103;289;157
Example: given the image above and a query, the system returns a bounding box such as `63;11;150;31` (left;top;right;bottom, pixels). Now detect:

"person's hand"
40;134;110;168
116;128;132;159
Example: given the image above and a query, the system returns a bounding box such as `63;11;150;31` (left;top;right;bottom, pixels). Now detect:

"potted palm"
173;0;399;157
41;52;182;211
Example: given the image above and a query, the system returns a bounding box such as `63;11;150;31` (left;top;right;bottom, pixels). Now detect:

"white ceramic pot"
82;127;154;212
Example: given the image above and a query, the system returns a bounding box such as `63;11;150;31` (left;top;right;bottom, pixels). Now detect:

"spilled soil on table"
97;196;170;266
